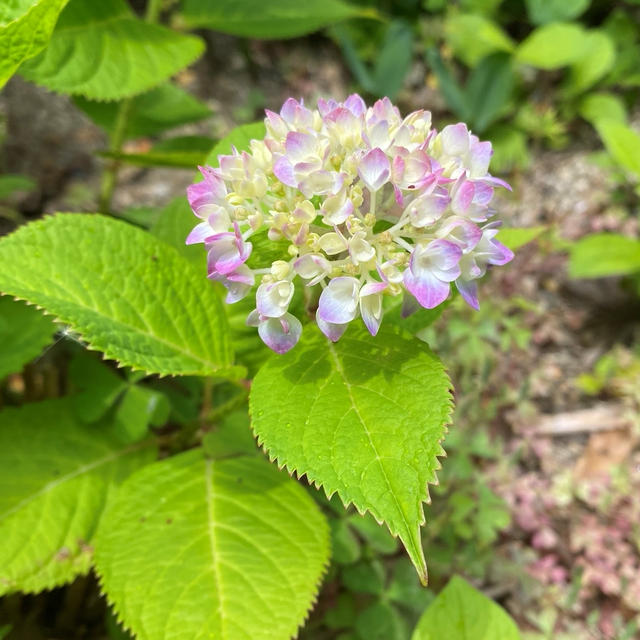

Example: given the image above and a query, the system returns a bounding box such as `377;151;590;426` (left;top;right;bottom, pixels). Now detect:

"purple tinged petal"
285;131;315;162
482;176;512;191
456;279;479;310
451;179;475;214
470;140;492;176
344;93;366;117
358;148;390;192
258;313;302;354
488;239;514;266
359;287;384;336
186;221;213;245
273;155;297;187
316;314;349;342
403;269;451;309
317;276;360;324
209;264;255;304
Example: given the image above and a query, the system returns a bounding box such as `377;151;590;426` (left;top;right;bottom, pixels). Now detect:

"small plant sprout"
187;95;514;353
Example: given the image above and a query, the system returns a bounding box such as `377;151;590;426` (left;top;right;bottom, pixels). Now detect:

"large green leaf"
250;325;453;584
411;576;520;640
0;398;155;595
0;0;68;89
0;214;240;378
0;297;55;379
181;0;366;39
497;226;547;251
95;449;329;640
73;83;211;139
20;0;204;100
516;23;588;70
569;233;640;278
594;119;640;179
151;196;203;266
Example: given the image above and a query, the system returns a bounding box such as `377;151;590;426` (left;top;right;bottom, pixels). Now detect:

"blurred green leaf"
0;174;36;200
569;233;640;278
330;519;361;565
445;14;514;67
0;297;55;380
593;119;640;178
566;31;615;94
73;83;211;139
497;226;547;251
412;575;520;640
204;121;266;165
324;593;357;631
387;558;434;614
182;0;368;39
579;93;627;125
151;197;201;266
487;125;531;172
202;410;258;458
101;136;213;169
342;560;385;595
425;48;466;119
371;20;413;99
464;52;514;132
524;0;589;25
356;602;407;640
349;512;399;555
516;23;587;70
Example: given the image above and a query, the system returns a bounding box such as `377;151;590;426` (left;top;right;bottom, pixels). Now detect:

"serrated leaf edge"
248;340;454;586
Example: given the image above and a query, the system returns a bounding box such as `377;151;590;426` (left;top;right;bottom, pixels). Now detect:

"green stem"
145;0;163;22
97;0;163;213
98;97;133;213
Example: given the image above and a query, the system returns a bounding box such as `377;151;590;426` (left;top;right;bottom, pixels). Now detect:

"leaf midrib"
327;343;417;556
4;290;229;374
0;439;153;523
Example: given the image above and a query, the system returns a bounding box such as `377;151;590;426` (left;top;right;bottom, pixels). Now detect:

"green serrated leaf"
568;233;640;278
516;23;588;70
181;0;366;39
411;575;520;640
0;0;68;89
250;325;453;584
0;214;241;378
73;83;211;139
20;0;204;100
0;296;55;379
0;398;156;595
95;449;330;640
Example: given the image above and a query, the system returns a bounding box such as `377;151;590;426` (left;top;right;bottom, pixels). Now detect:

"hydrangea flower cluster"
186;95;513;353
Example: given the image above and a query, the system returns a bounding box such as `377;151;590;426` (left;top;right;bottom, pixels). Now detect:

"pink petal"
403;269;451;309
358;148;390;192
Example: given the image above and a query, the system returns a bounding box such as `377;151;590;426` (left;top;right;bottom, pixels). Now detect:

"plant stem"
145;0;163;22
97;0;163;213
98;97;133;213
